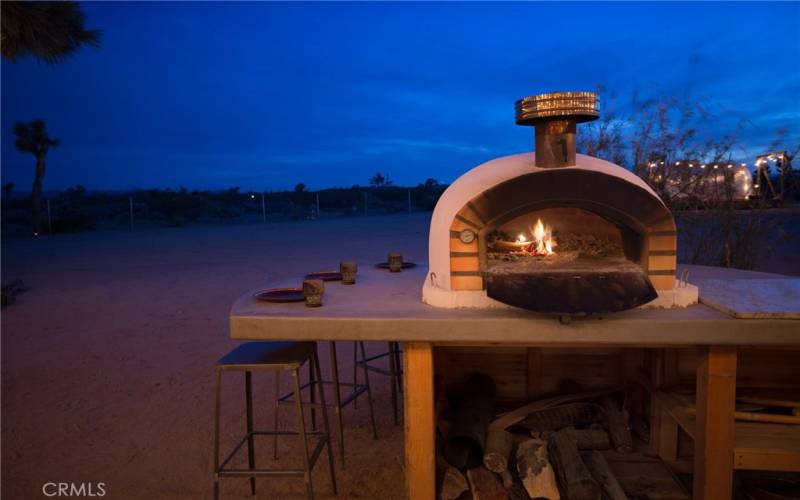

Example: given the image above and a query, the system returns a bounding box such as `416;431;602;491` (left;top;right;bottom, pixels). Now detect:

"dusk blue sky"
2;1;799;191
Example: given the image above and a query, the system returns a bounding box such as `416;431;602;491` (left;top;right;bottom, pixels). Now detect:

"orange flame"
531;218;556;255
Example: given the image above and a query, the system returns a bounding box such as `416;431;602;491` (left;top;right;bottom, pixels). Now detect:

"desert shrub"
50;185;96;232
579;89;797;272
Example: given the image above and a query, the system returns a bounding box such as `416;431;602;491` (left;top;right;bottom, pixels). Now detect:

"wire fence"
1;184;448;236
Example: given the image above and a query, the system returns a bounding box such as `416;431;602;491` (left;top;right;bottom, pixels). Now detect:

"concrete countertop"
230;264;800;346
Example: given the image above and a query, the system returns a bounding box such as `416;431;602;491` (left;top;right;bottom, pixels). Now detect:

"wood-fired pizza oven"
422;91;698;314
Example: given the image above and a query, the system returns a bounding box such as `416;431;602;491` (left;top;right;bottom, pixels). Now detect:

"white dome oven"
423;91;698;314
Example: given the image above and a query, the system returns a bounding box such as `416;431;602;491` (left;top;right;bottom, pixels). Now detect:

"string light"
669;160;754;170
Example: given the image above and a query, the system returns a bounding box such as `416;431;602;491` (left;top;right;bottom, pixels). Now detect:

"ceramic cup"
340;261;357;284
388;252;403;273
302;279;324;307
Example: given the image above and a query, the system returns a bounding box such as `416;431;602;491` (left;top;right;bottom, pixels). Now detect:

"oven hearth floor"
488;254;639;272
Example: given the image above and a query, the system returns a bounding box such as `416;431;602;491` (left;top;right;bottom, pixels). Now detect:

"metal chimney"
515;91;600;169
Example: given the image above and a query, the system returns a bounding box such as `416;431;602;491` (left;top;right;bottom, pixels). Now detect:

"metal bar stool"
213;341;336;500
355;342;403;424
277;341;378;468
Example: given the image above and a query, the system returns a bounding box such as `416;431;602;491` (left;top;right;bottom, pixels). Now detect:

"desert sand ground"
3;214;434;499
2;212;798;500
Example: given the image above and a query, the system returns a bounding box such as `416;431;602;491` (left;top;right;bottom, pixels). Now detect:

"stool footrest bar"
218;432;329;475
278;381;369;410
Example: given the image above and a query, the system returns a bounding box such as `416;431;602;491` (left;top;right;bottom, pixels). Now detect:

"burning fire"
516;218;556;256
532;218;556;255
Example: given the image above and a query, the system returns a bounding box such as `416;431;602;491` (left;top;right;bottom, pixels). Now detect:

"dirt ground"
2;214;432;499
3;211;799;499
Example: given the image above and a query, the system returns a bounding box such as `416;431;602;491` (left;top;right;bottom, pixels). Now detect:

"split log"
483;428;514;472
499;470;529;500
506;483;529;500
467;467;508;500
516;437;560;499
629;417;650;444
602;397;633;453
582;450;627;500
483;390;614;478
499;469;513;490
560;427;611;450
547;430;601;500
490;389;614;432
440;466;469;500
444;373;497;469
510;402;604;433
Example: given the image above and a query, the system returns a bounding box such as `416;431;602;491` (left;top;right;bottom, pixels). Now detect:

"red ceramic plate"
375;262;417;270
304;271;343;281
253;288;305;303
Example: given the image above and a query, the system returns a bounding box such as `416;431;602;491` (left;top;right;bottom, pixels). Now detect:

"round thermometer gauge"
459;229;476;244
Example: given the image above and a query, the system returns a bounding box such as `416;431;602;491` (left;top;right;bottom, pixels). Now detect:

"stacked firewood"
438;375;633;500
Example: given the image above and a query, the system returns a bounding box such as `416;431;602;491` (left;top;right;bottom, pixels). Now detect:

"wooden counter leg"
403;341;435;500
650;349;679;462
693;346;737;500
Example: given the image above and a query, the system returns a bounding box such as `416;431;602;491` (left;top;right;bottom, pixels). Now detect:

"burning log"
510;402;604;433
489;218;558;256
443;373;497;469
440;466;469;500
547;430;602;500
466;467;508;500
582;450;628;500
516;437;560;499
601;397;633;453
559;427;611;450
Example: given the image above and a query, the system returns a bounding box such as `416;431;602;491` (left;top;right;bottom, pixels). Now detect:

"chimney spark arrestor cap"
515;91;600;126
